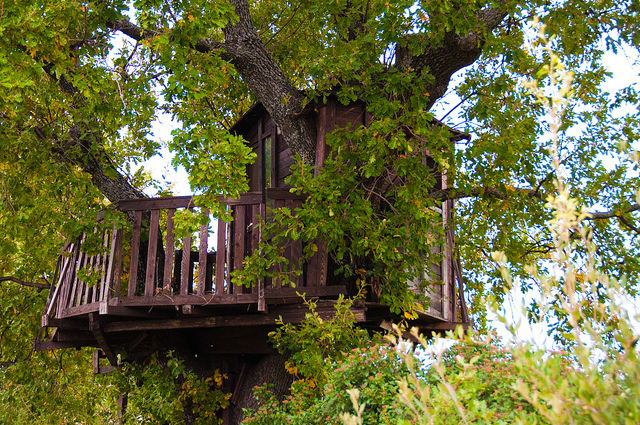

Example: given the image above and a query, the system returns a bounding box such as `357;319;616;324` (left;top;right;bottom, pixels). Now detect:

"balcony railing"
44;190;344;320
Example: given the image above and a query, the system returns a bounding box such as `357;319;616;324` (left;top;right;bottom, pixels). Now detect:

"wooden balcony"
36;191;469;362
43;190;347;320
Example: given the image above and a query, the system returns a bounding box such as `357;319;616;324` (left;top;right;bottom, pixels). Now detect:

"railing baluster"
58;241;80;317
198;208;209;296
163;209;176;295
111;227;123;300
233;205;245;295
257;203;266;311
215;214;226;294
180;232;191;296
96;231;109;303
71;246;86;308
128;210;143;296
46;245;73;317
145;209;160;297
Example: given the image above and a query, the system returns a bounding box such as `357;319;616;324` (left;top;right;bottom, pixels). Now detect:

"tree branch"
434;186;640;227
109;6;318;164
0;276;50;290
397;7;508;109
429;186;542;201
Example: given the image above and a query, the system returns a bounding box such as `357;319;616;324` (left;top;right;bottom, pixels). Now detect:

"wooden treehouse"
36;97;470;415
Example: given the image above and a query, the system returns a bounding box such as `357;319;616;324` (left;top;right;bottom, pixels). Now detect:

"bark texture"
230;354;294;425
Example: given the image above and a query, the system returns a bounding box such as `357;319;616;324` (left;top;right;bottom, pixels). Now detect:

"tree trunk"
229;354;293;425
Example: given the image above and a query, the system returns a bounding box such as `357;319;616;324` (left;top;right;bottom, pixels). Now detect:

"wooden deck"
36;192;469;368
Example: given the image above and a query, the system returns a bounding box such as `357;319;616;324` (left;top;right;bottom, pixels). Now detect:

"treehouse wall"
230;98;456;321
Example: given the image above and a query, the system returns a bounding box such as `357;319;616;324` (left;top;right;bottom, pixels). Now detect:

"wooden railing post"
145;209;160;297
163;209;176;295
215;215;226;295
128;211;143;297
198;208;209;296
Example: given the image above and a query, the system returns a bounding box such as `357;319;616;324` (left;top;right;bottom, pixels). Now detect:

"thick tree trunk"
229;354;294;425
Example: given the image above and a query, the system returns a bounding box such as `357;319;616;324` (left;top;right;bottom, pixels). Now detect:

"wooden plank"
46;249;73;317
163;209;176;295
255;203;266;312
81;254;96;306
41;316;87;330
198;208;209;296
145;209;160;297
71;247;87;308
89;314;118;367
102;307;366;333
111;228;124;300
264;285;347;302
215;217;226;294
316;239;328;287
46;252;63;307
180;232;192;295
100;304;176;319
290;199;303;288
117;196;195;211
104;226;118;301
219;192;263;206
35;341;96;351
97;232;110;303
233;206;245;295
61;303;101;317
58;241;80;318
110;292;256;307
128;211;143;296
265;188;307;201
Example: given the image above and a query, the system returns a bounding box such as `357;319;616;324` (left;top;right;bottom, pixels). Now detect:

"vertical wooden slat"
290;199;303;288
145;209;160;297
58;241;80;317
104;226;118;301
198;208;209;296
233;205;245;295
46;253;63;308
163;209;176;295
96;232;110;302
215;214;226;294
273;199;284;289
111;228;124;300
257;202;266;312
68;235;86;308
46;247;73;317
180;232;192;296
71;249;87;308
82;255;96;305
226;216;232;293
128;210;143;296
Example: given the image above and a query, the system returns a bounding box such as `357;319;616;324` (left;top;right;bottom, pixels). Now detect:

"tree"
1;0;639;422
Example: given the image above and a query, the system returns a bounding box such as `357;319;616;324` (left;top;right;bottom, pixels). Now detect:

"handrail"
45;192;316;319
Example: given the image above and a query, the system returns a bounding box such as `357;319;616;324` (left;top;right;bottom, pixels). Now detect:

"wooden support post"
128;211;143;296
257;203;266;312
89;313;118;367
180;232;192;296
233;206;245;296
216;216;226;294
145;209;160;297
118;392;128;425
198;208;209;296
163;209;176;295
105;226;120;301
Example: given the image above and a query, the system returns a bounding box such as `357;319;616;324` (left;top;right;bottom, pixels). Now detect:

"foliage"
1;0;640;421
268;296;373;390
112;352;231;424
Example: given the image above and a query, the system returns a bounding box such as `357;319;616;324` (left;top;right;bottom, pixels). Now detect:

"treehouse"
36;97;470;391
